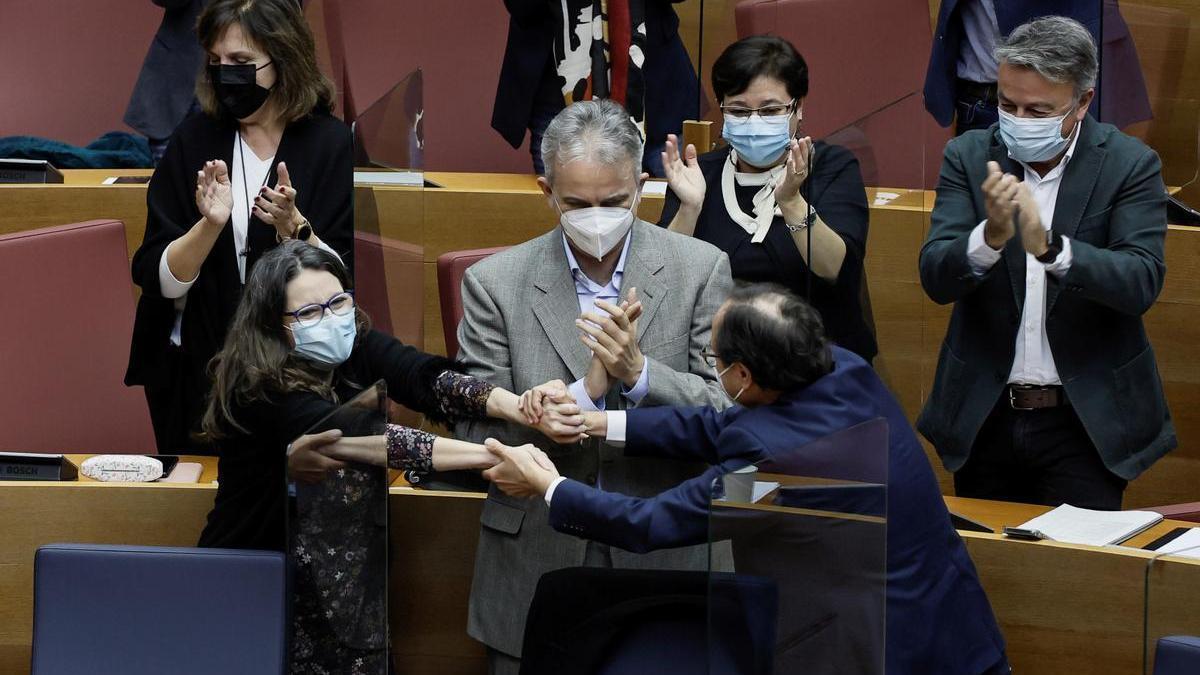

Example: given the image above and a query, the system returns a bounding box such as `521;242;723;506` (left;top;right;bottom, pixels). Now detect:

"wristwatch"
293;218;313;242
785;211;817;233
1035;231;1063;264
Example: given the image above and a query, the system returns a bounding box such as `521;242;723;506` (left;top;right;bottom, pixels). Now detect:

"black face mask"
207;62;273;119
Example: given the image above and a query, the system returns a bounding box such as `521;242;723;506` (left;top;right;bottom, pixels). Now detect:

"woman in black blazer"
126;0;353;454
658;36;877;361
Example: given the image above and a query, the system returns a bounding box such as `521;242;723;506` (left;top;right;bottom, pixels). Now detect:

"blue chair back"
1155;636;1200;675
32;544;287;675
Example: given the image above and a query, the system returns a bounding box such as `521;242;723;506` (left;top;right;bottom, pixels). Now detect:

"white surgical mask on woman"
288;310;356;367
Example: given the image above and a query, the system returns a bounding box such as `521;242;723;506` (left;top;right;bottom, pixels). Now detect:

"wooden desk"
1;172;1198;509
2;461;1198;675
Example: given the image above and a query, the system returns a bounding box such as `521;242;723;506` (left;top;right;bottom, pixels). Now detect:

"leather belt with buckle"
1008;385;1067;410
956;78;999;105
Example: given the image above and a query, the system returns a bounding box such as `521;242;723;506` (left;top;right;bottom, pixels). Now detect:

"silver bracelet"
785;211;817;232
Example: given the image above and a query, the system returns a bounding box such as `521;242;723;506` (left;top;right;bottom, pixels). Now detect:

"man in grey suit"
455;99;734;673
919;16;1176;511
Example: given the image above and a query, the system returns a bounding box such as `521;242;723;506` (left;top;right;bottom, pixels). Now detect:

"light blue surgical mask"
722;112;794;168
998;107;1077;163
289;310;357;367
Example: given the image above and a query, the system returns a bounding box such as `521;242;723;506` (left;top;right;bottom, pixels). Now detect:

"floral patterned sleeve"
432;370;494;422
385;424;436;472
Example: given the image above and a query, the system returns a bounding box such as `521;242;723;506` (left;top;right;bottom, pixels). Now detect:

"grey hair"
996;16;1098;97
540;99;644;184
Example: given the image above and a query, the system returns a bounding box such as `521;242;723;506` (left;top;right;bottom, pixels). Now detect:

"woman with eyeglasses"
659;35;877;362
197;240;580;552
197;240;579;673
126;0;354;456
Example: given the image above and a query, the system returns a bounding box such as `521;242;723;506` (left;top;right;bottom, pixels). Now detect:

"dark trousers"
954;78;999;136
142;345;217;456
954;396;1127;510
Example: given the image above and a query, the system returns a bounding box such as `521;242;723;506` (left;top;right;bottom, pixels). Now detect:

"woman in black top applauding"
658;35;876;361
127;0;354;454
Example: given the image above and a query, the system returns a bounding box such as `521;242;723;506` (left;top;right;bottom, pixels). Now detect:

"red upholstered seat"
734;0;951;189
0;220;155;454
437;247;510;359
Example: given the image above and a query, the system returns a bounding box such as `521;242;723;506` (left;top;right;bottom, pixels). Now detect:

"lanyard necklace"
237;131;272;258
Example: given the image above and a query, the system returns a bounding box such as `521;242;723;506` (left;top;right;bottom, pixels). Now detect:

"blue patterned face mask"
289;310;356;367
722;112;794;168
998;107;1077;163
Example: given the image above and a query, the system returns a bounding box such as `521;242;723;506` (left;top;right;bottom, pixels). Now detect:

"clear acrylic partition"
1143;533;1200;675
708;418;889;674
351;69;427;354
288;380;390;673
1112;0;1200;217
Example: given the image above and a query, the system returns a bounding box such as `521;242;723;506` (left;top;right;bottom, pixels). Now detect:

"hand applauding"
661;134;706;209
195;160;234;227
774;136;814;206
253;161;306;239
578;288;645;388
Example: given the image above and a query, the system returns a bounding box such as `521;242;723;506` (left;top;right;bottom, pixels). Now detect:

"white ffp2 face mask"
556;196;638;260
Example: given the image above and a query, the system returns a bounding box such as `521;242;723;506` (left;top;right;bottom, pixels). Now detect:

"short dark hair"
196;0;335;123
711;35;809;103
715;283;832;391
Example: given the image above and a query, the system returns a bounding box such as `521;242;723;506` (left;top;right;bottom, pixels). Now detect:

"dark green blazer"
917;116;1175;481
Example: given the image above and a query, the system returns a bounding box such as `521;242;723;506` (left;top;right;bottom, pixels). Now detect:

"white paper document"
1153;528;1200;559
354;171;423;186
1017;504;1164;546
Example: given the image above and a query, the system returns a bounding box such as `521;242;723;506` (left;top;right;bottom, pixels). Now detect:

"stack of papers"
1017;504;1163;546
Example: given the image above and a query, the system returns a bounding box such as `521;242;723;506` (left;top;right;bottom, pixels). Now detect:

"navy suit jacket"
491;0;698;148
549;347;1007;674
923;0;1149;130
124;0;205;140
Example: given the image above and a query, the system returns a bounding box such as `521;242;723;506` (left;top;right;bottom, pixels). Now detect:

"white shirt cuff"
620;360;650;405
967;221;1003;276
543;476;568;505
569;378;605;412
606;411;627;445
158;240;197;299
1044;236;1073;276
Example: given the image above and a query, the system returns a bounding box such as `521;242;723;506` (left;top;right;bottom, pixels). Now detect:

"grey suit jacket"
917;117;1176;481
457;220;734;656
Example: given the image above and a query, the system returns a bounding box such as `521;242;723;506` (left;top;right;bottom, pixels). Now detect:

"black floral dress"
197;331;496;675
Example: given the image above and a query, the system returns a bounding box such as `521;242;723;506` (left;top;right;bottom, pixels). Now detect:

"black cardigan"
658;143;877;361
125;109;354;388
197;330;454;552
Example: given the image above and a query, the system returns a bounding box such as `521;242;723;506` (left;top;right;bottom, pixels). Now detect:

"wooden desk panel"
1;172;1198;508
2;466;1198;675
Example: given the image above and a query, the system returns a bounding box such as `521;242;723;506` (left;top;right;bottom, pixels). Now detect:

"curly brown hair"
195;0;335;123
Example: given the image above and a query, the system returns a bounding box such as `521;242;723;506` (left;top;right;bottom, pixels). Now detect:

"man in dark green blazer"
918;16;1175;510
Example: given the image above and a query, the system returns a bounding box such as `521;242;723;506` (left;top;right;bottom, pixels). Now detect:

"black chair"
519;567;778;675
